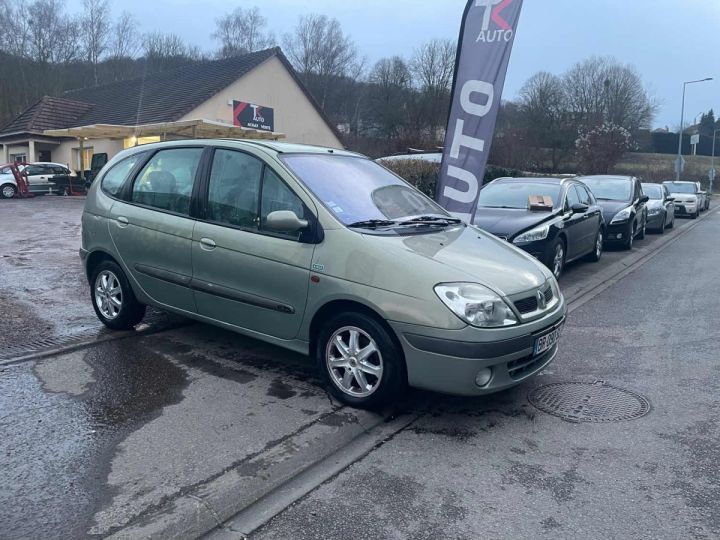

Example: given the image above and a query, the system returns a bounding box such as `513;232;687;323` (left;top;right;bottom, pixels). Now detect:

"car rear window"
101;154;143;198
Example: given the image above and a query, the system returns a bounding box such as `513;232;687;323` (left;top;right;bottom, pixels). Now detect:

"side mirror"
665;197;675;202
570;203;589;214
265;210;308;233
640;195;650;204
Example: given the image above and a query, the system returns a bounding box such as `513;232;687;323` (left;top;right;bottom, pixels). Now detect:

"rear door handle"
116;216;129;225
200;237;216;250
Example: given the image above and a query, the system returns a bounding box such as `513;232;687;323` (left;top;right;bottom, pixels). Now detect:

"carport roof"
43;119;285;140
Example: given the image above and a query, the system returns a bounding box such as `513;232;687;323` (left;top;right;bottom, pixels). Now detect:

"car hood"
473;208;557;239
596;199;632;222
646;199;664;210
668;191;697;200
368;224;550;297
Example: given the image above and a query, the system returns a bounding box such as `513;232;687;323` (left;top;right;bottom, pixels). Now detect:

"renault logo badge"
537;289;546;310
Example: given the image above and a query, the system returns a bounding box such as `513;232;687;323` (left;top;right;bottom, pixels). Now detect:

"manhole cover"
528;381;651;423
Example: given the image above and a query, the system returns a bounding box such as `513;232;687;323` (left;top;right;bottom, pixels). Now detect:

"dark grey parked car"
641;183;675;233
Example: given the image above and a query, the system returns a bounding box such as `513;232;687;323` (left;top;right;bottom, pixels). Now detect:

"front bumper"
646;212;664;229
674;203;697;215
605;221;632;243
389;299;567;396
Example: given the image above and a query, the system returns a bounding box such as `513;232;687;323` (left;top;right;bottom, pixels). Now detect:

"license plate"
534;325;562;355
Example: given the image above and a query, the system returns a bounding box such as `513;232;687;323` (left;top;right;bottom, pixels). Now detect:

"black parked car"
577;175;648;250
474;177;605;278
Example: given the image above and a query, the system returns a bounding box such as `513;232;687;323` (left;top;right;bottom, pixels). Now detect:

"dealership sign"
233;100;274;132
436;0;524;222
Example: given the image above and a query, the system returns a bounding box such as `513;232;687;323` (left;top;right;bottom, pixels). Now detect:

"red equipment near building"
1;162;33;198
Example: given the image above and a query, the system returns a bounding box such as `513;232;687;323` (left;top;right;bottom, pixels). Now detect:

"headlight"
512;224;550;244
648;207;662;215
434;283;518;327
610;206;632;224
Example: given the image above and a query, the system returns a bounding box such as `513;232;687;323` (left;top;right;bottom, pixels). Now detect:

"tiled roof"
0;96;93;135
64;47;280;126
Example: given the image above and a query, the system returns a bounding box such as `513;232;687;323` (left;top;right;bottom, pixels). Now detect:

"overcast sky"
67;0;720;129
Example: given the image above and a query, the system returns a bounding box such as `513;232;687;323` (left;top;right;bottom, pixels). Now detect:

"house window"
123;136;161;149
73;147;94;171
12;154;27;163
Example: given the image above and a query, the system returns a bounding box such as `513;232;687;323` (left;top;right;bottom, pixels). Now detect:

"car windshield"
476;181;561;209
0;165;23;174
280;154;450;226
664;182;696;194
581;178;632;201
641;184;663;200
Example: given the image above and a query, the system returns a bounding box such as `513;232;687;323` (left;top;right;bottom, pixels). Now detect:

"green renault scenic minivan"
81;140;566;407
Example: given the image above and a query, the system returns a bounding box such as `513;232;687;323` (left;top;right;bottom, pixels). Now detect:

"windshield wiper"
347;219;397;228
396;215;463;226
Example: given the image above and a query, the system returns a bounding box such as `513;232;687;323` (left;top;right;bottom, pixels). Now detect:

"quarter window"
131;148;202;215
565;185;581;210
206;149;263;228
260;168;307;238
101;155;142;197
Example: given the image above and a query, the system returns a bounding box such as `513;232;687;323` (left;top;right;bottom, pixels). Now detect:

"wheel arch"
308;299;407;377
85;250;119;284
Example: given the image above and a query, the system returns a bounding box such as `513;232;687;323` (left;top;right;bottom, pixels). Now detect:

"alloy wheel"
595;230;603;258
326;326;384;397
553;244;564;278
1;185;16;198
94;270;122;320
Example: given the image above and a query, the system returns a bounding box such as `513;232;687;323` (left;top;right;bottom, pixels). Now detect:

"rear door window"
206;149;263;228
131;148;203;215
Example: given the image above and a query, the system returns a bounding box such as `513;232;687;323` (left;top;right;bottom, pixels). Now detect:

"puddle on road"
0;340;188;539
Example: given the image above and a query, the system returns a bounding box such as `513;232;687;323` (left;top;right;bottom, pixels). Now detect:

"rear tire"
637;217;646;240
587;228;603;262
1;183;17;199
90;260;146;330
316;311;405;409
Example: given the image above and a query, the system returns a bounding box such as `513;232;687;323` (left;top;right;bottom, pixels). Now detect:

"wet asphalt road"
1;196;718;539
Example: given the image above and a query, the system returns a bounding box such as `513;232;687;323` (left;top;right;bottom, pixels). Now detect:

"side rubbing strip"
190;279;295;314
134;264;192;286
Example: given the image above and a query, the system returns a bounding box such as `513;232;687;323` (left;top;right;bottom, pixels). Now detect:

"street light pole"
676;77;713;181
711;128;719;194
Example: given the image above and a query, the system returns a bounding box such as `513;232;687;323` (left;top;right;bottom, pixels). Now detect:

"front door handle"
116;216;129;226
200;237;216;250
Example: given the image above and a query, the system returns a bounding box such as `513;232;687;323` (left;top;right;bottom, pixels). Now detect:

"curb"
104;406;409;539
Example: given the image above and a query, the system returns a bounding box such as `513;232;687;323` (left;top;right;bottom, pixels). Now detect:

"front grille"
514;296;538;314
514;286;553;315
544;286;553;303
507;347;555;380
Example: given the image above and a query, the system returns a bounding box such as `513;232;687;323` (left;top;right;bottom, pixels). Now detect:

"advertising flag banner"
436;0;524;222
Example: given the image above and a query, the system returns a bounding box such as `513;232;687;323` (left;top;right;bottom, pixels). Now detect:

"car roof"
577;174;635;182
117;139;363;159
490;176;571;185
662;180;694;183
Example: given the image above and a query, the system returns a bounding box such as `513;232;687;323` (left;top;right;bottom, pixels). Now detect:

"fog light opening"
475;367;493;388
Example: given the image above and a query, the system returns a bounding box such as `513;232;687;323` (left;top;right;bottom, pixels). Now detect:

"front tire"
90;260;146;330
546;238;566;278
316;312;405;409
1;183;17;199
623;224;635;250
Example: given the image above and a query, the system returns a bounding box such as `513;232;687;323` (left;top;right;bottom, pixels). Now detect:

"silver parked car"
80;140;566;408
641;183;675;233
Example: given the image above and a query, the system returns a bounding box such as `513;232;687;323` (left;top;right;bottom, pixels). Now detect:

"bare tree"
282;14;359;109
519;71;574;171
368;56;412;140
213;6;274;58
142;32;202;72
81;0;110;85
25;0;80;64
563;56;656;133
110;11;138;59
410;39;455;141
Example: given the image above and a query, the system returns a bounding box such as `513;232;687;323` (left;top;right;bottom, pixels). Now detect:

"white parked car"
0;162;75;198
662;181;700;219
695;182;709;211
